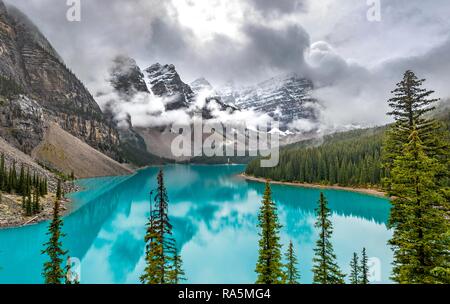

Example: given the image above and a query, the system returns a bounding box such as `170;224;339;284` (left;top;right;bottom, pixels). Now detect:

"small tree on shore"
284;240;300;284
312;193;345;284
33;186;40;214
255;182;284;284
360;248;369;284
42;199;67;284
349;252;360;284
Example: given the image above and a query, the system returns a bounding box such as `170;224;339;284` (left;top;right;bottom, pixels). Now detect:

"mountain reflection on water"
0;165;392;284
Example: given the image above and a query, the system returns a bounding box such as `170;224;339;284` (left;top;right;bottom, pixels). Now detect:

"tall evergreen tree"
255;182;284;284
382;70;449;189
360;248;369;284
56;179;62;201
18;164;25;195
141;169;177;284
33;186;40;214
42;199;68;284
21;192;26;211
284;240;300;284
349;252;360;284
388;129;449;283
25;168;30;196
25;193;32;216
9;162;16;193
312;193;345;284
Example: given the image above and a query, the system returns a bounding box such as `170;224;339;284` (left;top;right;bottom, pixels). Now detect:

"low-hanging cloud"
247;0;307;17
6;0;450;132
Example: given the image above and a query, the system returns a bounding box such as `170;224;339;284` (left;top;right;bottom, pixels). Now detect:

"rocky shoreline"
0;193;70;228
239;173;388;198
0;181;79;229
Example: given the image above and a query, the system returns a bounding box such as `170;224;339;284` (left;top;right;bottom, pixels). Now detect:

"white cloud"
7;0;450;130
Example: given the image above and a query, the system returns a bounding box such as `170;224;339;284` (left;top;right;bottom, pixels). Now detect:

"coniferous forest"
246;127;386;187
0;154;49;216
246;107;450;189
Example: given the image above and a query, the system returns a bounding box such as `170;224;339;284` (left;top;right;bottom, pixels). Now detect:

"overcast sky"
6;0;450;127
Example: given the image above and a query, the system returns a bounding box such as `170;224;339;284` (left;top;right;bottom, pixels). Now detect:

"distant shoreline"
238;173;388;198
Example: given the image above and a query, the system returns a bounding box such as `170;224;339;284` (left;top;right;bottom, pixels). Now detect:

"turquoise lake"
0;165;393;284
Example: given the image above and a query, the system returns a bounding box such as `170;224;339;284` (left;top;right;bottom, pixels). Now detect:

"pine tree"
9;162;16;193
360;248;369;284
26;170;31;197
33;186;40;214
141;169;177;284
349;252;359;284
168;250;186;284
255;182;284;284
388;129;449;284
25;193;32;216
22;192;26;211
284;240;300;284
312;193;345;284
382;70;449;190
42;199;68;284
18;164;25;195
56;180;62;201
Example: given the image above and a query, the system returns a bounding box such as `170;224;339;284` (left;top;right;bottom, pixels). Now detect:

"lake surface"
0;165;393;284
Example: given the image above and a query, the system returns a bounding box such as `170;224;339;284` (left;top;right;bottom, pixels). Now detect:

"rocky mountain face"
190;77;214;93
0;95;45;154
0;2;120;161
145;63;237;120
190;77;238;116
218;73;318;128
145;63;195;111
126;61;319;159
107;55;162;165
110;55;149;97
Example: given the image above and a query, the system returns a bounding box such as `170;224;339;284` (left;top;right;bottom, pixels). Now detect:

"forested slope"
246;127;386;187
245;107;450;188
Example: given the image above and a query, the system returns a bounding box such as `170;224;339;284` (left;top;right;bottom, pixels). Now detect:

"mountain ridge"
0;3;134;177
0;2;121;161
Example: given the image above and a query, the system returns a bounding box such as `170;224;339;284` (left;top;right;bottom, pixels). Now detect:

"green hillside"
246;107;450;188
